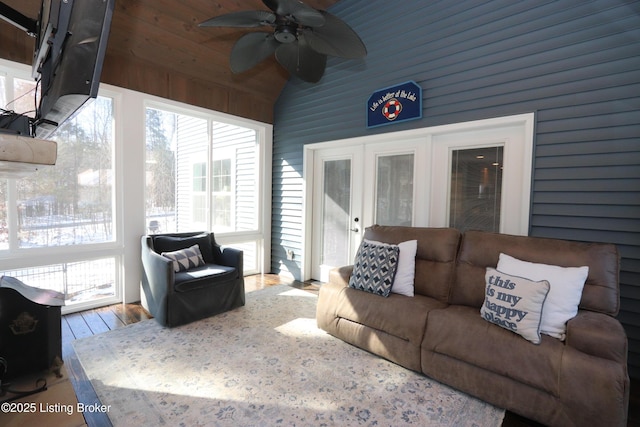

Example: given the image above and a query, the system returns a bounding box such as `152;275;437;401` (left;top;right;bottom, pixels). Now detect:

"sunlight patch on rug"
73;285;505;426
275;317;328;338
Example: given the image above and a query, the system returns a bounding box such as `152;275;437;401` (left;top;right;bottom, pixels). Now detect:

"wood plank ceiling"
0;0;339;123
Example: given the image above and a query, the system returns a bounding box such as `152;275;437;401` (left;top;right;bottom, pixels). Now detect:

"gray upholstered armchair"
140;231;245;327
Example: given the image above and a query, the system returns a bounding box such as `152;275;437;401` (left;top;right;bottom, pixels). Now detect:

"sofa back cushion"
363;225;461;302
151;232;219;264
451;230;620;315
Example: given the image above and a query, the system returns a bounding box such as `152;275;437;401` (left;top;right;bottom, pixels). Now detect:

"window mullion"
207;120;213;231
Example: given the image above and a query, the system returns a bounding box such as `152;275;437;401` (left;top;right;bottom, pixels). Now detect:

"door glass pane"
449;147;503;232
321;159;351;267
376;154;414;226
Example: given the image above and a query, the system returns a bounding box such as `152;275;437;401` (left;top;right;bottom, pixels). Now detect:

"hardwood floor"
60;274;638;427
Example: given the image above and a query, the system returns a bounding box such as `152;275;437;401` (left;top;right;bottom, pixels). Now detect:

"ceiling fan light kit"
199;0;366;83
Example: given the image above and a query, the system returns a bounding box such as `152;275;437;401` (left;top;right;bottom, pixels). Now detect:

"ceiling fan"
199;0;367;83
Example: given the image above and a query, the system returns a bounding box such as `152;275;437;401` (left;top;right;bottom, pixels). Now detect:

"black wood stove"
0;276;65;381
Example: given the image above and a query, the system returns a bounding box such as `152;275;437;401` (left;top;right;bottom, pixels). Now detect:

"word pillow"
497;253;588;341
161;244;205;272
349;240;400;297
365;239;418;297
481;268;550;344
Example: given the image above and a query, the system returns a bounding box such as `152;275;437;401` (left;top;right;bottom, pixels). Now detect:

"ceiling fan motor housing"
275;22;298;43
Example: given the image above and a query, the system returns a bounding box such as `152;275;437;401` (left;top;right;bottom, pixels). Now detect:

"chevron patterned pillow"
348;240;400;297
161;244;205;272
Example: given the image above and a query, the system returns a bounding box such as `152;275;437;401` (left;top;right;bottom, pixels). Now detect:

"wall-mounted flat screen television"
32;0;114;138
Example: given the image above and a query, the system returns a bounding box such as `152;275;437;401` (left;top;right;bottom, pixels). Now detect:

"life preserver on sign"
382;98;402;121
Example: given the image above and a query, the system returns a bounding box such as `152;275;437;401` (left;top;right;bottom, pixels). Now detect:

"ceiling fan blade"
303;11;367;59
199;10;276;28
230;32;279;73
275;35;327;83
262;0;325;27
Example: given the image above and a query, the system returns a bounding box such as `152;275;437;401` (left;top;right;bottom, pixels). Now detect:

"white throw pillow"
365;239;417;297
481;268;550;344
161;244;205;273
497;253;589;341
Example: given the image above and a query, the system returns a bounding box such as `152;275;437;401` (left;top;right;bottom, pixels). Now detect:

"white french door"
310;146;363;281
310;140;426;281
304;113;534;282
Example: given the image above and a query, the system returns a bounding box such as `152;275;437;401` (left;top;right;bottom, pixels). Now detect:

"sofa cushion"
363;225;460;302
161;244;205;272
451;230;620;316
173;264;237;292
481;268;550;344
497;253;588;341
152;233;216;264
335;286;448;347
424;305;564;396
349;240;400;297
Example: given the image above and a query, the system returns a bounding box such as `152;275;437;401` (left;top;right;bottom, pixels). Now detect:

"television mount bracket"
0;2;37;37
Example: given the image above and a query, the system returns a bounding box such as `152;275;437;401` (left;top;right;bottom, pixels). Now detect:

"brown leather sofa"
317;225;629;427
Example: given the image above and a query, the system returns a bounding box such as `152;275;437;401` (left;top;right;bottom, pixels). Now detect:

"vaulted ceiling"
0;0;339;123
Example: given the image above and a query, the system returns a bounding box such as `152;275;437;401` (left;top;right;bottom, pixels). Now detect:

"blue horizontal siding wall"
271;0;640;377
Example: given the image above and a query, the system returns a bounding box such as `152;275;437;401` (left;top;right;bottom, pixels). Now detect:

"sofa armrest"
317;266;352;331
565;310;628;364
328;265;353;287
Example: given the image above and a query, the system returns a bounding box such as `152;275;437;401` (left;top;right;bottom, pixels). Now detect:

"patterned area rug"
72;285;505;426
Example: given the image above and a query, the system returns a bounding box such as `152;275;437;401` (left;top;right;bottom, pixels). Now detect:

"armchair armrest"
565;310;628;364
141;236;175;295
218;246;243;275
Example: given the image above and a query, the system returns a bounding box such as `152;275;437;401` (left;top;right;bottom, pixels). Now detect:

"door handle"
350;228;359;232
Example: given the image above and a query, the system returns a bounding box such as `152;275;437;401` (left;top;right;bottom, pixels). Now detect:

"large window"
145;106;266;274
0;58;272;311
18;96;115;247
0;78;118;310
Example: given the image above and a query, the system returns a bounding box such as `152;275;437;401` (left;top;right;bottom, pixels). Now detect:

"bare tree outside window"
16;96;115;247
145;108;176;233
